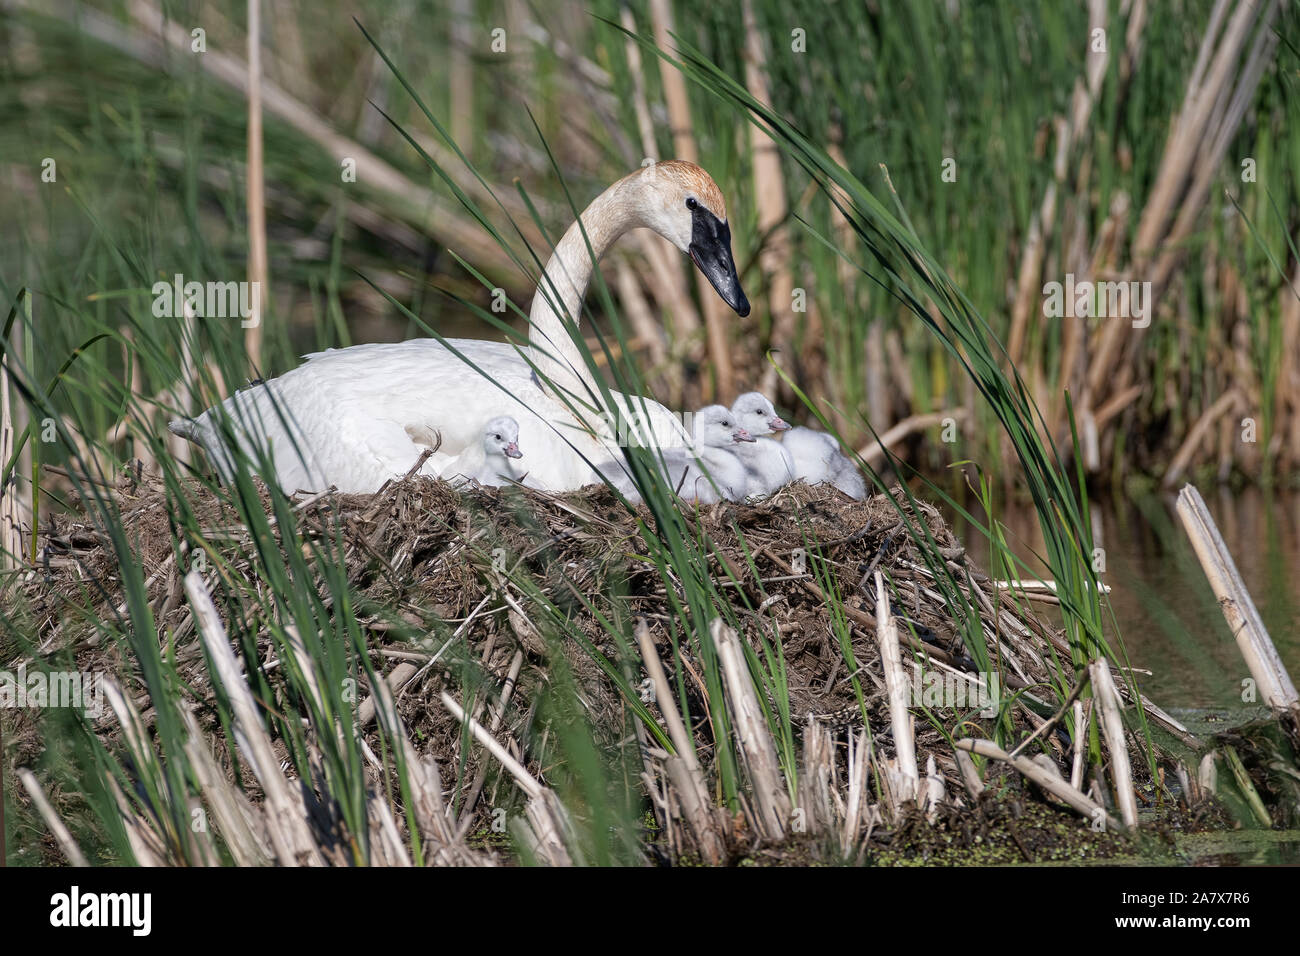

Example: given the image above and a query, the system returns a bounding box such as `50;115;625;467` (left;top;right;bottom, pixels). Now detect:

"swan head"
634;161;750;317
731;392;791;436
483;416;523;459
692;404;756;448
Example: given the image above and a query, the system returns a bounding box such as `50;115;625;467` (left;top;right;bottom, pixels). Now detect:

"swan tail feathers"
168;417;199;442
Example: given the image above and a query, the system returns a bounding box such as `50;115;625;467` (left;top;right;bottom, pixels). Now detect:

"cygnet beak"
769;416;791;431
505;442;523;459
734;428;756;443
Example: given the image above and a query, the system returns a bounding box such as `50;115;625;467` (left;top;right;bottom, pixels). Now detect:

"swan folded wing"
738;437;796;499
186;377;328;492
184;340;691;494
784;428;839;484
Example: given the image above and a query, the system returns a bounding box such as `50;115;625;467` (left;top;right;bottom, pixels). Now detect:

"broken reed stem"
635;621;727;863
185;568;324;865
1090;658;1139;829
874;571;918;809
856;409;968;467
1163;390;1242;488
1176;483;1300;716
17;768;90;866
956;737;1123;833
842;728;871;852
646;0;732;398
439;689;572;866
179;708;271;866
712;618;791;841
0;344;21;571
954;747;985;800
245;0;267;365
439;690;541;800
1070;699;1089;791
456;649;525;835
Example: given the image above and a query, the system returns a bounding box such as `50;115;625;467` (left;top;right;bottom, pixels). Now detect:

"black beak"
688;206;750;317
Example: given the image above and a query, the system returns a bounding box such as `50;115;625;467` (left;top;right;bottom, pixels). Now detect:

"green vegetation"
1;0;1295;866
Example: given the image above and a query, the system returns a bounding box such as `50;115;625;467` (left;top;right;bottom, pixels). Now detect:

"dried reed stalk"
621;6;700;404
1090;0;1281;409
953;747;984;800
17;769;89;866
107;0;514;269
741;0;796;401
648;0;732;399
439;689;574;865
1090;658;1138;829
1162;389;1242;488
856;409;968;466
179;708;272;866
798;715;836;835
712;618;791;840
1070;699;1089;791
1176;484;1300;716
955;737;1123;832
186;568;325;865
0;348;21;570
842;728;871;853
245;0;267;366
874;571;918;811
635;621;727;861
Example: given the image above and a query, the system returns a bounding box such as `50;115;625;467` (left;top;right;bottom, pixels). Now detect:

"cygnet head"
692;404;755;448
731;392;790;437
626;161;749;317
483;416;522;459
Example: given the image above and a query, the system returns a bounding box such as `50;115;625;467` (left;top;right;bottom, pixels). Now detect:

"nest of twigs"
11;469;1213;865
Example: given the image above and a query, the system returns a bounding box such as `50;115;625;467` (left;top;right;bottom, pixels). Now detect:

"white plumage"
782;426;867;499
600;405;753;505
439;416;526;487
729;393;794;499
169;161;748;494
733;438;795;499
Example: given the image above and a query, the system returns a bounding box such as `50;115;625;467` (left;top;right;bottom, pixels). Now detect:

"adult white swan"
170;161;749;493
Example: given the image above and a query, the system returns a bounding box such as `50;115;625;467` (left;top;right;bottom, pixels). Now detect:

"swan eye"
494;434;501;441
685;196;698;210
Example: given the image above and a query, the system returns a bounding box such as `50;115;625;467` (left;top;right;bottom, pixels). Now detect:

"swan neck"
528;178;645;404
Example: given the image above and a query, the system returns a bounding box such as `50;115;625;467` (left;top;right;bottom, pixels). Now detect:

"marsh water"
952;487;1300;718
954;488;1300;863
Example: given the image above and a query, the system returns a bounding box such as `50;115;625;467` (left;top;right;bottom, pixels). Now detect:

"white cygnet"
439;415;525;487
600;405;753;504
781;426;866;500
729;392;795;498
